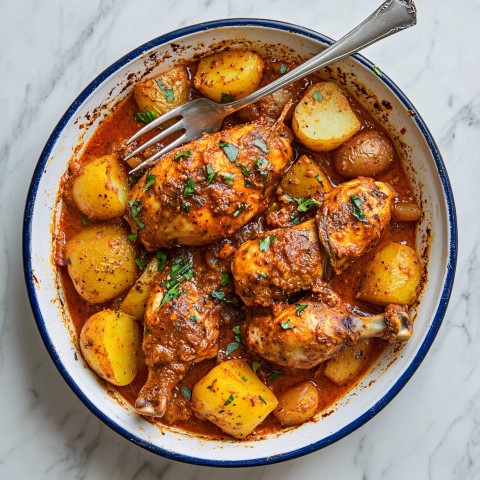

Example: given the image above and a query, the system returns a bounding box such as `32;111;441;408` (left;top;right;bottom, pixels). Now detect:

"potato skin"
273;382;319;427
292;82;361;152
194;50;264;103
191;359;278;439
72;155;129;220
80;309;140;386
358;243;422;306
333;130;394;178
65;225;138;303
133;66;190;116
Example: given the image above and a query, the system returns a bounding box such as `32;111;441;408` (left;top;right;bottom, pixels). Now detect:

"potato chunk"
65;225;137;303
80;309;140;386
194;50;264;103
72;155;129;220
133;66;190;117
292;82;361;152
358;243;422;306
280;154;332;199
120;256;160;321
273;382;319;427
191;359;278;439
323;339;373;386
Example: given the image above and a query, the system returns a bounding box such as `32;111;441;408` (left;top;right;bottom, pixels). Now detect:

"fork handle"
226;0;416;113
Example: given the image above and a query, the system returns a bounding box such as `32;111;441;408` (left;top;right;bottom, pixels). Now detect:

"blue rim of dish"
23;18;457;467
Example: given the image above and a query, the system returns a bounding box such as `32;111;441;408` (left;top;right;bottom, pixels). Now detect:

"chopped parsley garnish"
268;370;283;381
233;202;248;217
174;150;192;160
222;173;236;185
224;394;235;406
254;156;270;177
259;395;267;404
313;91;323;101
296;304;309;316
315;174;324;186
190;315;197;323
205;164;216;185
290;215;301;225
259;235;277;252
279;63;288;74
219;141;239;162
135;255;146;271
218;409;225;414
155;250;167;272
244;179;256;188
81;215;88;225
210;290;234;304
252;361;261;372
350;194;368;222
127;233;138;242
156;79;174;102
159;255;194;308
232;325;242;344
144;326;152;335
220;272;232;286
134;110;157;124
372;65;383;77
226;342;240;355
143;174;156;192
183;177;195;197
294;197;320;212
241;375;248;382
280;319;295;330
181;386;192;400
254;139;269;154
221;92;235;103
128;199;145;228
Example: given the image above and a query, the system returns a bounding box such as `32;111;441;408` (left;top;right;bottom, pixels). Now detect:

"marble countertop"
1;0;479;478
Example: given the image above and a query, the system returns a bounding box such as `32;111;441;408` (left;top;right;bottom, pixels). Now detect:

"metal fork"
125;0;416;174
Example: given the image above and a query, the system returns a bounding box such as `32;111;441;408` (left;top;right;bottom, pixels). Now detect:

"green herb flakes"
220;272;232;286
313;91;323;101
205;164;217;185
210;290;234;304
134;110;157;124
254;139;269;154
159;255;194;308
190;315;198;323
219;141;239;162
279;64;288;74
268;370;283;381
81;215;88;225
155;250;167;272
181;386;192;400
135;255;146;271
127;199;145;229
156;79;174;102
252;361;261;372
143;174;156;192
221;92;235;103
224;394;235;406
350;194;368;222
226;342;240;355
315;174;324;187
259;395;267;404
222;173;236;185
183;177;195;197
295;197;320;212
127;233;138;242
259;235;277;252
174;150;192;160
280;319;295;330
295;304;308;316
372;65;383;77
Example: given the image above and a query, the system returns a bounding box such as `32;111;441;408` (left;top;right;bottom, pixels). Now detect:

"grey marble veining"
1;0;479;478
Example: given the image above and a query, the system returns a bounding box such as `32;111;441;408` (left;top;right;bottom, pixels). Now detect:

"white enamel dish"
23;20;457;466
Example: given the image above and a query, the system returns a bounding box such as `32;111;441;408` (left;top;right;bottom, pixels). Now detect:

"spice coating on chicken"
126;122;293;251
136;250;222;417
231;219;323;308
317;177;396;274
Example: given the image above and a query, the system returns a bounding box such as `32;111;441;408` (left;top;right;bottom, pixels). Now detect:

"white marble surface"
1;0;479;478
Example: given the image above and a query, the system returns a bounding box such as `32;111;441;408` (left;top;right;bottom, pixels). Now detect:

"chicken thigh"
126;120;293;250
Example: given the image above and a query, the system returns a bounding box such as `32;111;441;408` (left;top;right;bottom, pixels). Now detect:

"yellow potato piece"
65;225;137;303
133;66;190;117
191;359;278;439
194;50;264;103
323;339;373;386
292;82;361;152
72;155;129;220
280;154;332;199
273;382;320;427
120;256;159;321
80;309;140;386
358;243;422;306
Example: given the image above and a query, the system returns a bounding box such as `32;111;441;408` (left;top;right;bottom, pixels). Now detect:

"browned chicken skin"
136;250;222;417
232;177;396;308
247;291;412;369
126;121;293;251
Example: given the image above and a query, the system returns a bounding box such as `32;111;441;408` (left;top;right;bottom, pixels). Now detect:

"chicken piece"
247;299;412;369
135;250;222;417
231;219;323;307
318;177;396;274
126;120;293;251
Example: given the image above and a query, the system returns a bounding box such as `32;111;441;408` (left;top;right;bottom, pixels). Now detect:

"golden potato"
133;66;190;117
191;359;278;439
120;256;159;321
72;155;129;220
65;225;138;303
80;309;140;386
194;50;264;103
392;202;422;222
280;154;332;199
273;382;319;427
292;82;361;152
358;243;422;306
323;339;373;386
333;130;394;178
